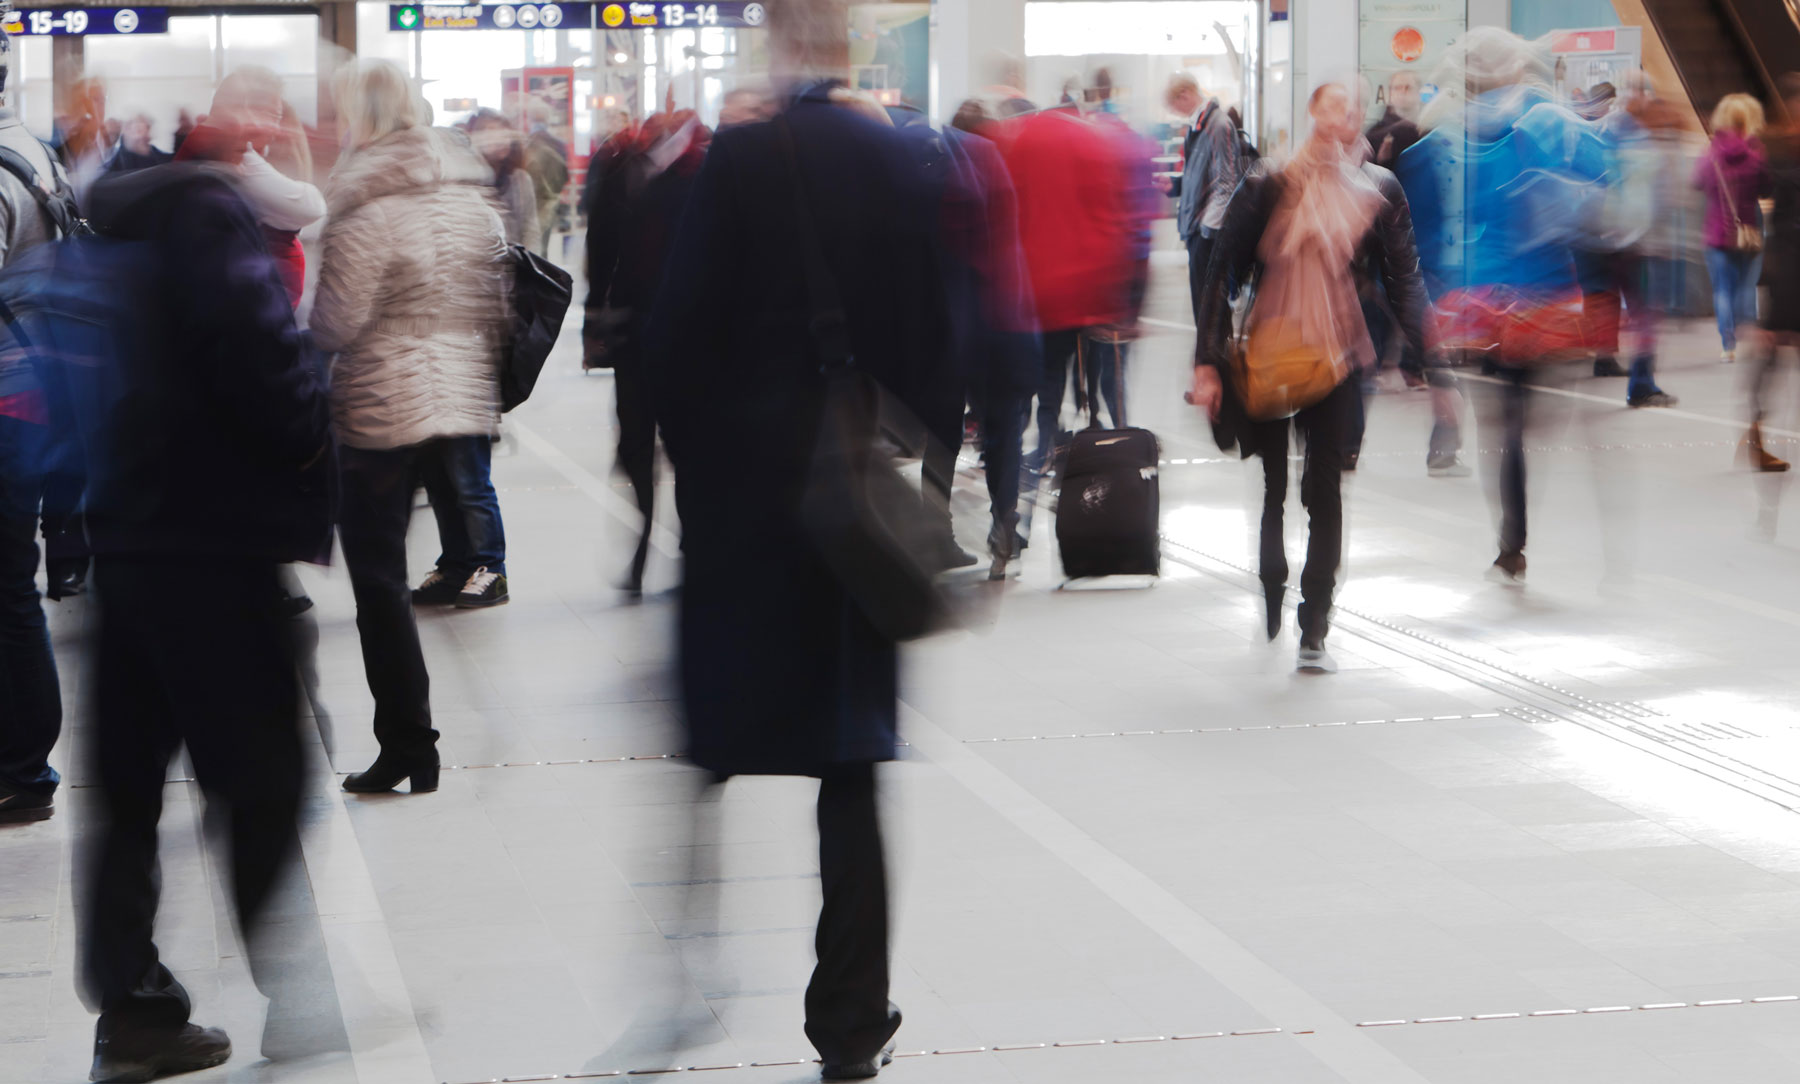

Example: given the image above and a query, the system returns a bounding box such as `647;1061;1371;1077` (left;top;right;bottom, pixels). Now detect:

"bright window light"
1025;1;1252;57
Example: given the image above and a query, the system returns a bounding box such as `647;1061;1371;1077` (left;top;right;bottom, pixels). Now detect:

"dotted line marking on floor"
961;710;1513;743
441;993;1800;1080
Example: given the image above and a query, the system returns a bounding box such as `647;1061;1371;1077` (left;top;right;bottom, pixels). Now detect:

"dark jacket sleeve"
583;151;629;310
175;179;330;473
1368;166;1434;374
1194;171;1274;374
645;131;741;471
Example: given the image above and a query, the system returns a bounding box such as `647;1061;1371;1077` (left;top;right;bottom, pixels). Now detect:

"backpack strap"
0;146;78;239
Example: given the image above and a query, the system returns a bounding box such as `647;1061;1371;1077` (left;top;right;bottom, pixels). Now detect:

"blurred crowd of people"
2;2;1800;1081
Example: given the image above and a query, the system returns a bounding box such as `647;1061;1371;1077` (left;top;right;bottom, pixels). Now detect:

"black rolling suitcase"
1055;333;1161;580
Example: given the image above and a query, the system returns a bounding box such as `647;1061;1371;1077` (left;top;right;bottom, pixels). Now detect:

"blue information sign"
597;2;764;28
387;1;768;31
3;6;169;35
389;2;595;31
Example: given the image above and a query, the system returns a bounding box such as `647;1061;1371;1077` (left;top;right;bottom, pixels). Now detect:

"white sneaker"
1297;643;1337;673
1723;349;1737;364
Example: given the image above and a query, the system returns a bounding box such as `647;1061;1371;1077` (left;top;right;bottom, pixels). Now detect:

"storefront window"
1022;1;1260;137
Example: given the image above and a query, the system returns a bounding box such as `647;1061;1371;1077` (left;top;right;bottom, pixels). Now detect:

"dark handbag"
776;114;944;642
499;242;574;412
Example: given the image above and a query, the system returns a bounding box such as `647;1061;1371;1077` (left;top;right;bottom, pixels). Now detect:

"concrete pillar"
932;0;1025;124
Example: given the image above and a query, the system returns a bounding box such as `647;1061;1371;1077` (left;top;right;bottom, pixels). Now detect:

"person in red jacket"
994;103;1134;470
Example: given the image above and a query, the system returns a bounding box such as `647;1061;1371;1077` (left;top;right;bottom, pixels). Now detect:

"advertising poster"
1550;26;1644;105
502;66;578;194
1358;0;1466;126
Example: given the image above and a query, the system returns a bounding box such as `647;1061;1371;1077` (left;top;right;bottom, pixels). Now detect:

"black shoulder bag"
776;113;945;642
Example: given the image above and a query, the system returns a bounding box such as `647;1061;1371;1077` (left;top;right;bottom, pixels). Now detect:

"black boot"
1262;582;1285;641
343;753;439;794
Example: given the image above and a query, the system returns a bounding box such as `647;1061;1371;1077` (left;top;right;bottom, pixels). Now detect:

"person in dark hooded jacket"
51;159;332;1082
587;110;710;595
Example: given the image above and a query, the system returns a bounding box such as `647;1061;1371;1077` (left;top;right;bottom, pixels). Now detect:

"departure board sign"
3;6;168;35
597;2;765;28
389;2;594;31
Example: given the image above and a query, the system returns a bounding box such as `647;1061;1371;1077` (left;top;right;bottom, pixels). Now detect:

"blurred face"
1389;72;1421;120
470;120;513;165
1169;86;1202;119
1310;85;1358;147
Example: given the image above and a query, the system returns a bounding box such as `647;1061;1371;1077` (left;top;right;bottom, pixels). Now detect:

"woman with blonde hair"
312;58;510;794
1695;92;1770;362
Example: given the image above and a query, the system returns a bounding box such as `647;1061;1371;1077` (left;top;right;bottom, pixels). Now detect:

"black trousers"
613;340;657;584
81;558;303;1030
803;764;900;1065
1475;366;1532;557
1249;380;1354;644
1186;233;1213;329
1032;329;1083;469
968;378;1028;547
338;444;437;761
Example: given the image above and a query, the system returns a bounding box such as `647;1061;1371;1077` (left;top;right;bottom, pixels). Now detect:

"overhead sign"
598;2;766;28
2;6;168;35
389;1;766;30
389;2;594;31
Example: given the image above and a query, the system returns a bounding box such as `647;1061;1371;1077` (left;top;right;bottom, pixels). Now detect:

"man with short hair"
0;25;76;825
1158;72;1240;327
1368;69;1424;169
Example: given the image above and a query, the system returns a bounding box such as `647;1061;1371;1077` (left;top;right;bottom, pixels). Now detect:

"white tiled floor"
12;244;1800;1082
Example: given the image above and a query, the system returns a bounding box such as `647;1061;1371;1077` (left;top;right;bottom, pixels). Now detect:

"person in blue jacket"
1396;27;1610;582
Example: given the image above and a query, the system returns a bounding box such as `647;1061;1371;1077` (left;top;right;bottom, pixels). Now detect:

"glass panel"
85;15;219;147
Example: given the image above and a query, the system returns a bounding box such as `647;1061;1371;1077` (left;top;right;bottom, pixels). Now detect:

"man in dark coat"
646;2;946;1076
585;110;710;594
25;162;333;1081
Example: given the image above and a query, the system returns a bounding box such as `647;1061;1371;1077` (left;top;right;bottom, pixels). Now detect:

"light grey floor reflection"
582;769;735;1074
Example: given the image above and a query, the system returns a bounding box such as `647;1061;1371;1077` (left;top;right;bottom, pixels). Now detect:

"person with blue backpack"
0;25;79;826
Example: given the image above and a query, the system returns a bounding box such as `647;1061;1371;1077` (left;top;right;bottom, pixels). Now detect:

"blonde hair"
332;59;420;149
1165;72;1200;109
768;0;848;82
1711;92;1764;138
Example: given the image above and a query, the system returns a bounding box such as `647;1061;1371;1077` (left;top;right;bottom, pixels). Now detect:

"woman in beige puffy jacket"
312;59;508;795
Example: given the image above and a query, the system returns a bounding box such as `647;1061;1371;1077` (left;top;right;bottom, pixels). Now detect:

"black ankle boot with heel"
342;753;439;794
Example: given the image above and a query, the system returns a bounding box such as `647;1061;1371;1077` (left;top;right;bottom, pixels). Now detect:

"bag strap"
1712;152;1743;233
773;110;853;370
0;146;77;240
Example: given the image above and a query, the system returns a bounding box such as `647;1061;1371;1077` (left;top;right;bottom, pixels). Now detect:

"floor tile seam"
433;994;1800;1081
956;709;1516;744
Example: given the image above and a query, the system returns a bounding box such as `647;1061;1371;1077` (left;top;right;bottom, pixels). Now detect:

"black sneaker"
1593;356;1627;378
455;567;509;608
1628;391;1678;408
411;569;461;606
0;777;53;824
91;1022;231;1083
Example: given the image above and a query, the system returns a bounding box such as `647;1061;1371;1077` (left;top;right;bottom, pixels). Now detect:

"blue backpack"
0;234;162;525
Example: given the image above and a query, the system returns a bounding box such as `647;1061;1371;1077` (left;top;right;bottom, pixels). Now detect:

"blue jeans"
1704;246;1762;351
420;435;506;579
0;415;61;796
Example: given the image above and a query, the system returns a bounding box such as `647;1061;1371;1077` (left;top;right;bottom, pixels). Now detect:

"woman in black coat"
1192;82;1432;673
643;6;948;1072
